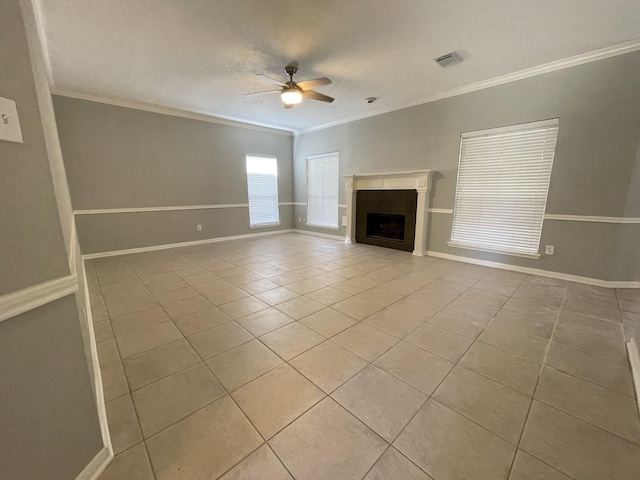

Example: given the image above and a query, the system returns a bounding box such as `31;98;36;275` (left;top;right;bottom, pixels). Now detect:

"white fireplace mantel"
344;170;434;256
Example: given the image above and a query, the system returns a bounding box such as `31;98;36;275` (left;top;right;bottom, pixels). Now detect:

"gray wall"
53;96;294;253
294;51;640;282
0;1;104;478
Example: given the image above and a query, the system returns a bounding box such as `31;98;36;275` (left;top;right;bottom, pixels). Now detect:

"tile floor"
88;233;640;480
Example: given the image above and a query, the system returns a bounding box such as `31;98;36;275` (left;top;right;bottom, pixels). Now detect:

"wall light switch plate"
545;245;555;255
0;97;24;143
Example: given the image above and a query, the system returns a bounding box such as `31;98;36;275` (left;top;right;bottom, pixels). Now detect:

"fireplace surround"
344;170;434;256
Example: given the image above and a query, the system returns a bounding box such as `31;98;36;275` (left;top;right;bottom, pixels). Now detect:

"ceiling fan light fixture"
281;88;302;105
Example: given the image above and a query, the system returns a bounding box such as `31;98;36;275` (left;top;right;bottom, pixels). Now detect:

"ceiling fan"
246;65;334;108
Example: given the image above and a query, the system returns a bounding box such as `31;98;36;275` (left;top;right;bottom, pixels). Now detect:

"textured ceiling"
42;0;640;132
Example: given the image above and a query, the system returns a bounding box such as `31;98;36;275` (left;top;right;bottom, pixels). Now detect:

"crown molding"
297;40;640;135
27;0;54;86
52;89;294;136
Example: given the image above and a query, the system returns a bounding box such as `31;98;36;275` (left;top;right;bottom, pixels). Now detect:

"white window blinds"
307;153;339;229
450;119;559;257
246;155;280;227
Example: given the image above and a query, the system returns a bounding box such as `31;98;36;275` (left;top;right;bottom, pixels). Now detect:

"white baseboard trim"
293;229;345;241
74;446;113;480
0;275;78;323
82;229;296;259
425;250;640;289
627;338;640;417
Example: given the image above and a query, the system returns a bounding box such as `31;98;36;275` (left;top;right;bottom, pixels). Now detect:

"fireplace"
356;190;417;251
344;170;434;256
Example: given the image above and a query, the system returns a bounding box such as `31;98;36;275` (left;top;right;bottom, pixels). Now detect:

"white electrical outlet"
545;245;555;255
196;224;202;231
0;97;24;143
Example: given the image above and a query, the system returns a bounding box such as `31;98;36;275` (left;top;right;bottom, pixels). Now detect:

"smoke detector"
434;51;463;68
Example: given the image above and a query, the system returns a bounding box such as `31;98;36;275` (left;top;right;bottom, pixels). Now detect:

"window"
246;155;279;227
307;152;339;229
450;119;559;258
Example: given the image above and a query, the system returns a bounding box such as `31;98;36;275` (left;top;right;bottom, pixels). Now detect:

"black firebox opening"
366;213;406;242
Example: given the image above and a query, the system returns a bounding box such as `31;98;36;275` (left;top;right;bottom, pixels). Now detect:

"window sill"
447;241;540;259
305;223;340;231
250;222;281;229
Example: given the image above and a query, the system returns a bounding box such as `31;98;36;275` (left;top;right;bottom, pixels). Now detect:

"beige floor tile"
270;398;388;480
333;323;398;362
566;284;618;308
364;309;424;339
394;399;515;480
405;323;474;362
110;306;169;337
193;278;234;294
489;309;555;340
617;288;640;303
503;297;559;320
459;342;540;396
300;308;358;337
206;340;283;391
446;298;500;322
557;309;624;340
512;287;564;308
219;297;269;319
123;339;201;390
146;396;263;480
562;298;620;322
477;323;548;364
275;296;325;320
106;395;143;455
406;286;459;308
535;367;640;443
433;366;530;444
100;278;145;297
236;308;295;337
305;286;352;306
105;293;159;318
153;286;199;305
333;366;427;441
226;272;263;286
553;323;628;365
333;296;385;320
219;444;293;480
509;450;572;480
255;286;300;306
116;321;183;358
473;279;517;297
94;320;114;341
232;364;324;438
459;288;509;308
620;299;640;314
239;278;280;294
162;295;213;319
357;287;405;307
385;298;441;322
101;360;129;402
97;338;121;366
520;401;640;480
428;308;489;339
204;286;250;306
375;341;454;395
187;321;253;359
259;322;325;360
546;341;634;396
98;443;154;480
310;272;346;287
171;306;231;336
90;296;109;322
364;447;433;480
290;341;368;393
287;278;325;295
133;363;225;437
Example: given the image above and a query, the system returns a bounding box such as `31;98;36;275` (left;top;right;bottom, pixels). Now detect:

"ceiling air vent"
434;51;463;68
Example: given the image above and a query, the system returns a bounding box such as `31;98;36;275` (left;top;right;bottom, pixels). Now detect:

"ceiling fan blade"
244;89;281;97
296;77;331;90
302;90;335;103
256;73;287;87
